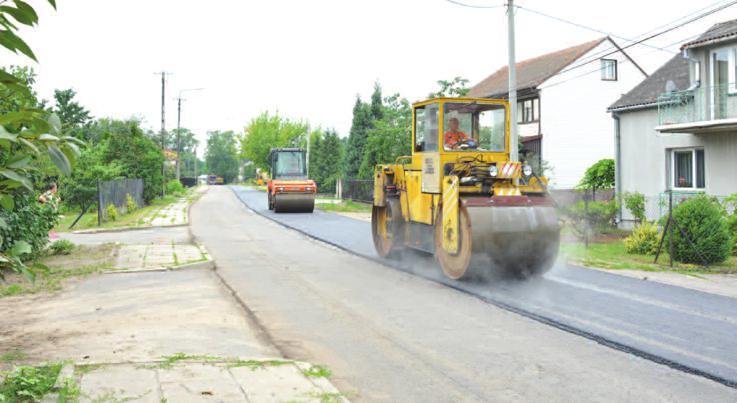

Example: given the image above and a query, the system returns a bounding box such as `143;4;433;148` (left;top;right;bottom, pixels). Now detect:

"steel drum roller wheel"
434;206;473;280
372;198;403;258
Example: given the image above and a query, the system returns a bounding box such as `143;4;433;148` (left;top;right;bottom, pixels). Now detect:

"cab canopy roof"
269;148;305;157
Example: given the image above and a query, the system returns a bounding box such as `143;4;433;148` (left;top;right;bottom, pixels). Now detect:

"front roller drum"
273;193;315;213
371;198;404;258
434;206;473;280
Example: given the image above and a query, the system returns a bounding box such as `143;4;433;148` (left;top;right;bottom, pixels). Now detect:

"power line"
444;0;504;9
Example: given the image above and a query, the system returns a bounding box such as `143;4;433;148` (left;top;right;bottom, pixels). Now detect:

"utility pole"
507;0;519;162
156;71;171;196
305;124;311;178
174;88;204;182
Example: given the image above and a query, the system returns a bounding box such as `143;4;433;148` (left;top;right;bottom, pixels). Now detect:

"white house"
609;20;737;227
468;37;647;188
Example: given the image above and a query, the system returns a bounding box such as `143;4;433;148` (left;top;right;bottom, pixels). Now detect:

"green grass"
562;240;737;275
0;243;116;298
0;351;27;363
317;200;371;214
54;188;197;232
0;362;79;402
226;359;291;370
301;364;332;378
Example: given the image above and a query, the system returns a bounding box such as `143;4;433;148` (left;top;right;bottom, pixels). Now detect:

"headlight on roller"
522;164;533;177
489;165;498;177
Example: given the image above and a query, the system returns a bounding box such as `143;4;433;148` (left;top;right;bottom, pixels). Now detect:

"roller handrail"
395;156;412;164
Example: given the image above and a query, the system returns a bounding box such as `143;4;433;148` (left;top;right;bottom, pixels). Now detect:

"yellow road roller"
371;97;560;280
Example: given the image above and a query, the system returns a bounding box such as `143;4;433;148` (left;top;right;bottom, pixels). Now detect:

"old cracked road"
191;186;737;402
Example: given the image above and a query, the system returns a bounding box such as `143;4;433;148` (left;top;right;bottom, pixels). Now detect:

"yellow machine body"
371;97;560;280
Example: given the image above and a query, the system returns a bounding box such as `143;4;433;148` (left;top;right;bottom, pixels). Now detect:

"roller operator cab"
267;148;316;213
371;97;561;280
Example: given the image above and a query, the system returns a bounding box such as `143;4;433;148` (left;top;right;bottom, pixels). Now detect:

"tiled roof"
467;38;606;98
608;54;689;111
682;19;737;49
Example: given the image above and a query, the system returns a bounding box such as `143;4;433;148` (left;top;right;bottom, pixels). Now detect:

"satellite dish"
665;80;677;93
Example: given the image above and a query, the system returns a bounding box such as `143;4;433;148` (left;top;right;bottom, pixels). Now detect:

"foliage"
53;88;91;132
126;193;137;212
343;94;374;178
724;193;737;256
624;221;660;255
166;179;185;196
668;195;731;264
358;93;412;178
562;199;618;239
577;159;615;196
49;239;75;255
239;112;307;172
206;130;240;183
0;362;63;402
0;192;57;260
106;203;118;221
309;128;344;193
428;76;470;98
623;191;646;223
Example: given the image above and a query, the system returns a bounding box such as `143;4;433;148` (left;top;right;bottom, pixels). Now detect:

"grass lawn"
54;188;197;232
317;199;372;214
561;240;737;275
0;243;117;298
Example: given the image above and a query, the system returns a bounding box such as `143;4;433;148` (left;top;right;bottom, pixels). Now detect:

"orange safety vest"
444;131;469;146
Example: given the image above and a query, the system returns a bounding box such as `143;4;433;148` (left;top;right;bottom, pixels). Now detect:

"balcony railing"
657;83;737;126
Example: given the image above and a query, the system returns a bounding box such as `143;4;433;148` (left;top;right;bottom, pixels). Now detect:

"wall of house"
617;107;737;225
538;40;647;189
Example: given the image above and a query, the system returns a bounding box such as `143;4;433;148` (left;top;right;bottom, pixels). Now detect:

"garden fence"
339;179;374;203
97;178;144;224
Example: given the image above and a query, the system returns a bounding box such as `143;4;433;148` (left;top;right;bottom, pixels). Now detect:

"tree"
309;128;343;193
239;111;307;172
358;93;412;178
343;96;372;178
577;158;615;200
428;76;470;98
53;88;92;131
206;131;239;183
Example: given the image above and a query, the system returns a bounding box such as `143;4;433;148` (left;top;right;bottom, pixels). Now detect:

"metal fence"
97;178;144;223
340;179;374;203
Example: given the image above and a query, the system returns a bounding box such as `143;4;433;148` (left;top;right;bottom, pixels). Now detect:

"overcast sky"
8;0;737;154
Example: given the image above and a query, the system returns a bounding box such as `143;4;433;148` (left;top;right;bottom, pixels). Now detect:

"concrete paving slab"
80;365;160;402
60;226;191;245
231;363;325;402
158;363;246;401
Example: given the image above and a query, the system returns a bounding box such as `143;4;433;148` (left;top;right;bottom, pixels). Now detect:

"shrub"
623;192;646;223
166;179;185;196
668;195;731;264
126;193;137;213
624;221;660;255
0;193;57;259
49;239;75;255
727;213;737;256
106;203;118;221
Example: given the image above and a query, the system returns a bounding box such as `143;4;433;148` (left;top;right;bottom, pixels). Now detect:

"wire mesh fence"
97;178;144;223
340;179;374;203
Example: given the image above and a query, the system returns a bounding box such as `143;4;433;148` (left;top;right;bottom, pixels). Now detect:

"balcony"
656;83;737;134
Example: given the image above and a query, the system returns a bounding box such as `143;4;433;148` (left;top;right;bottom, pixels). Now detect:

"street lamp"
174;88;204;181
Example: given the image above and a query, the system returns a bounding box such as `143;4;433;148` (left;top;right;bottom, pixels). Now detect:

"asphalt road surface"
191;186;737;401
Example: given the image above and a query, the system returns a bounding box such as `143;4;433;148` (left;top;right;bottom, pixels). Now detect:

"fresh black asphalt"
231;186;737;388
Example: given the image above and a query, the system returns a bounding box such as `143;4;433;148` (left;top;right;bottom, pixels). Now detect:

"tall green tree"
343;97;372;178
309;128;343;193
239;111;307;172
358;94;412;178
53;88;91;131
428;76;470;98
205;130;239;183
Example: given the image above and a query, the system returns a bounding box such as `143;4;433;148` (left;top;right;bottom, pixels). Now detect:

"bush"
623;192;646;223
126;193;137;213
727;213;737;256
0;193;57;259
166;179;185;196
49;239;75;255
668;195;731;264
624;221;660;255
106;203;118;221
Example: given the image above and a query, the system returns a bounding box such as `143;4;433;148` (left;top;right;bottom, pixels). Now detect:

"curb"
71;222;188;234
104;259;215;274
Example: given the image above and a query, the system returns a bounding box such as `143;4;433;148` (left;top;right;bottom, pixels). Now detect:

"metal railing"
658;82;737;126
340;179;374;203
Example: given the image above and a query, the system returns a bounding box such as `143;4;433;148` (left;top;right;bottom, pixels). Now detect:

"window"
601;59;617;81
671;148;704;190
443;102;506;152
691;60;701;84
517;98;539;123
414;103;438;152
273;151;306;179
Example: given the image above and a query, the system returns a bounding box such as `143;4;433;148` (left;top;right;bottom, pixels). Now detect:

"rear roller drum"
371;199;403;258
434;206;474;280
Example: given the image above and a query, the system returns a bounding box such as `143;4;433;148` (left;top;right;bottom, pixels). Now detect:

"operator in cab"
444;117;475;150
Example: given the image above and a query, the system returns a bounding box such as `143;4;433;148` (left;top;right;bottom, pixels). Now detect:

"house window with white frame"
517;98;539;123
671;148;705;190
601;59;617;81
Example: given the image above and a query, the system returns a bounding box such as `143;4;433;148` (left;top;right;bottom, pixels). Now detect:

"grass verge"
317;200;371;214
0;243;116;298
562;241;737;275
0;362;79;402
